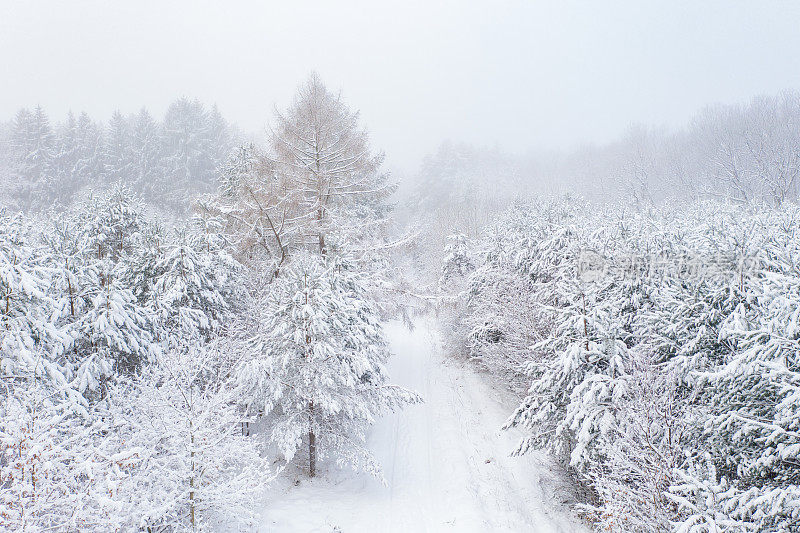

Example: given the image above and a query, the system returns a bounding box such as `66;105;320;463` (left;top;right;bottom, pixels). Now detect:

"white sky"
2;0;800;173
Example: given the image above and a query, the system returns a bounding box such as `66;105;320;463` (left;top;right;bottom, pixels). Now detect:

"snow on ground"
259;318;588;532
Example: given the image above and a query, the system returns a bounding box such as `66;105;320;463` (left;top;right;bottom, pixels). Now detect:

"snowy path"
259;319;586;532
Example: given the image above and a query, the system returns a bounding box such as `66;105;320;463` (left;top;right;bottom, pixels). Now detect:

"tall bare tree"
202;73;394;277
270;72;392;255
198;143;299;274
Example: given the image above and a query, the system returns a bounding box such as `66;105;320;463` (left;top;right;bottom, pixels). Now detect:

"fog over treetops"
2;0;800;175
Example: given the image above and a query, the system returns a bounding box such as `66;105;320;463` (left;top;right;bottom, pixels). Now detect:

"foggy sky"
2;0;800;173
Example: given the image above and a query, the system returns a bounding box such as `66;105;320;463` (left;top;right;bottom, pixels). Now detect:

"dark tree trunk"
309;429;316;477
308;402;316;477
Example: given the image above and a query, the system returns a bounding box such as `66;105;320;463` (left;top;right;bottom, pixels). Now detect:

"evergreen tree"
73;111;105;190
10;105;55;208
104;110;132;184
50;112;77;200
130;108;161;199
440;233;474;286
150;229;241;343
161;98;210;201
0;211;70;383
237;251;419;477
206;103;231;176
69;189;157;375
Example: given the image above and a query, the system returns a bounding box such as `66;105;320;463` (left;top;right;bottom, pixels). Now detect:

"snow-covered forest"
0;74;430;531
438;200;800;531
4;77;800;532
3;2;800;532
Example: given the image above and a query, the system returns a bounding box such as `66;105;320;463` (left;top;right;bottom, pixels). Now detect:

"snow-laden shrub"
95;341;273;532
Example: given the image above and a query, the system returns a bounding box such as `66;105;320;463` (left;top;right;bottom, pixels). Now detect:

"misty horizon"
3;1;800;173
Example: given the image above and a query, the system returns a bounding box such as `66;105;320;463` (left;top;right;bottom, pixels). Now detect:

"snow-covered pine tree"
72;112;105;194
237;251;419;478
0;377;113;531
129;108;161;200
38;213;111;401
206;104;232;178
104;110;133;185
10;108;33;157
73;256;154;377
65;188;158;377
216;142;261;199
150;228;242;343
51;111;82;204
121;218;164;309
83;186;146;263
0;211;70;384
503;251;633;475
440;233;474;287
161;98;214;205
9;106;55;209
685;212;800;531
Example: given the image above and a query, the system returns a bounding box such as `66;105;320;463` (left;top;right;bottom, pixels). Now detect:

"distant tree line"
615;91;800;208
0;98;236;213
404;91;800;292
408;90;800;214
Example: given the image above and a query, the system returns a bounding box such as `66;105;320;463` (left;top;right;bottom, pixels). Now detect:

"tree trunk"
189;421;196;529
581;292;589;351
309;429;316;477
308;402;316;477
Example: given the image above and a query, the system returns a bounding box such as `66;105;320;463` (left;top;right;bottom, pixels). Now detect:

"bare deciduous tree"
201;74;393;277
270;72;391;255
